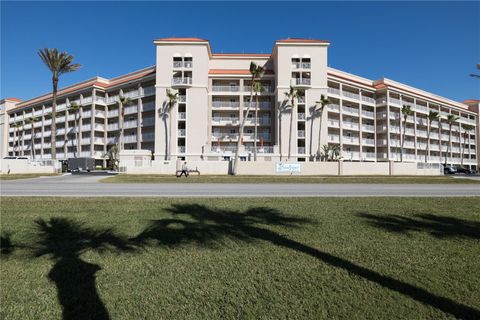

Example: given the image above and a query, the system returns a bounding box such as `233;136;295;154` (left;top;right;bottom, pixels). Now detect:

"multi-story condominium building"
2;37;479;169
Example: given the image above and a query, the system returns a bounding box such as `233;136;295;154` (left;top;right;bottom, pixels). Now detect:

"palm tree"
24;117;37;160
12;123;21;156
38;48;80;160
284;86;303;160
400;105;414;162
460;124;474;166
68;102;81;157
252;82;265;161
315;94;330;160
118;96;131;152
425;110;439;163
232;62;264;174
164;89;178;160
445;114;459;166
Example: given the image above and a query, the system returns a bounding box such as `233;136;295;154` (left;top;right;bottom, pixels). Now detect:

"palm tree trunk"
400;116;406;162
309;112;314;160
279;112;283;162
254;94;259;161
168;108;172;160
233;78;255;175
51;79;58;160
163;116;168;161
425;122;430;163
74;112;79;158
317;109;323;158
445;125;452;166
287;97;294;160
31;126;35;160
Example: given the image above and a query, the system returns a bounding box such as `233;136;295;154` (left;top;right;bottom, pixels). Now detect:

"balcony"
108;123;119;131
178;95;186;103
94;124;105;131
328;134;340;143
81;137;91;144
107;95;119;104
80;151;91;157
93;137;104;144
95;96;106;105
212;85;240;92
361;96;375;104
297;147;306;154
343;152;360;160
212;117;239;125
343;121;360;130
362;124;375;132
82;110;92;118
328;104;340;112
389;97;402;106
56;128;66;135
124;120;138;129
178;112;186;120
362;138;375;146
212;101;239;108
343;91;360;101
178;129;186;137
245;118;271;126
82;124;92;131
82;96;93;105
124;135;137;143
108;109;119;117
124;105;138;115
343;136;360;144
298;130;305;138
107;137;117;144
328;119;340;127
362;152;377;160
291;78;311;88
94;110;106;118
178;146;186;153
123;90;139;99
342;106;360;116
245;146;274;154
361;110;375;118
327;88;340;96
212;133;239;141
298;113;306;120
172;77;192;88
415;105;429;114
243;101;271;109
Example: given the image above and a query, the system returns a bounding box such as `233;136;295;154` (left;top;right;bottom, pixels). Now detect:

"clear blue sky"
1;1;479;102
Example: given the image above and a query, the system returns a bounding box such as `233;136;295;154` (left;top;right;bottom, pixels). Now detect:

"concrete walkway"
1;174;479;197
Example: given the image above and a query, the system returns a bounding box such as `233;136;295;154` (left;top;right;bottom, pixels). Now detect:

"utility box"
68;157;95;172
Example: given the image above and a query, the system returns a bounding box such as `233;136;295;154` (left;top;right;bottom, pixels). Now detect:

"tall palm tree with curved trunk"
233;62;264;174
117;96;131;152
315;94;330;160
284;86;303;160
24;117;38;160
425;110;439;163
252;82;265;161
68;102;81;157
400;105;414;162
38;48;81;160
12;123;21;156
444;114;459;166
164;89;178;160
460;124;474;166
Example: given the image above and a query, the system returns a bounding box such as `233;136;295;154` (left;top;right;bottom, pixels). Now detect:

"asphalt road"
1;174;479;197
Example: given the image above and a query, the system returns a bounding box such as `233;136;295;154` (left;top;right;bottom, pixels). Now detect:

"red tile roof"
5;98;22;102
209;69;274;75
276;38;329;44
155;37;209;42
463;99;480;104
212;53;271;57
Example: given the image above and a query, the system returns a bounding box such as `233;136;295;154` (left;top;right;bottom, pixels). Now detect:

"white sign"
275;163;301;173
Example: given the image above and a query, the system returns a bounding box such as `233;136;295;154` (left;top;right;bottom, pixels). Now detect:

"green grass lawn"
1;197;479;319
0;173;58;180
101;174;480;184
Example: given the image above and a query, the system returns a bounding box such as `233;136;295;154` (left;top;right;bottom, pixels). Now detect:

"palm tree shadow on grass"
32;218;135;320
132;204;480;320
356;212;480;239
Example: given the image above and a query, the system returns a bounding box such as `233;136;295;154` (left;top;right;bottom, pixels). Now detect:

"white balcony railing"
172;77;192;86
213;101;239;108
142;101;156;112
328;104;340;112
361;96;375;104
178;129;186;137
108;109;119;117
327;88;340;96
343;91;360;100
124;135;137;143
342;106;360;115
212;85;240;92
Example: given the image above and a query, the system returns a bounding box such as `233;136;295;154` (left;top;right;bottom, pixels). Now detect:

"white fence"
1;159;56;174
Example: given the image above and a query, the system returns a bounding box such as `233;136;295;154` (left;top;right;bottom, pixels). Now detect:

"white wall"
1;159;55;174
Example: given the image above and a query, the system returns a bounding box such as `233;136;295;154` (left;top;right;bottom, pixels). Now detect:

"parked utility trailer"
68;157;95;172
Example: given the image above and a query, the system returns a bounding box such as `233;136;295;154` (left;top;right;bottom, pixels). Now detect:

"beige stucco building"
2;37;479;169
